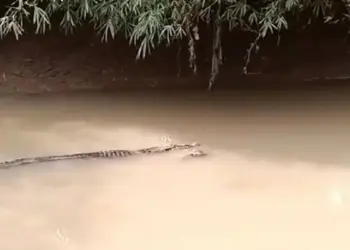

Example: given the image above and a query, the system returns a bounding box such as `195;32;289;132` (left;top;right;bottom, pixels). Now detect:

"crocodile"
0;141;204;169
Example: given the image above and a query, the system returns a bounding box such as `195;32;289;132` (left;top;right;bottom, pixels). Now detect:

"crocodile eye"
160;135;173;144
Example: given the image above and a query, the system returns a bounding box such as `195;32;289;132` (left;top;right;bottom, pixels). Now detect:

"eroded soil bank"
1;30;350;93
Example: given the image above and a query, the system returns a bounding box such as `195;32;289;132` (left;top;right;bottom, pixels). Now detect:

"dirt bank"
1;31;350;94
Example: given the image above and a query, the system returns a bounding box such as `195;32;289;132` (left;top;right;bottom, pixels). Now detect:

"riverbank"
1;32;350;94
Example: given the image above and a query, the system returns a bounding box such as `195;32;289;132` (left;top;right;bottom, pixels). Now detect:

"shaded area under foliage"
1;0;350;91
0;29;350;94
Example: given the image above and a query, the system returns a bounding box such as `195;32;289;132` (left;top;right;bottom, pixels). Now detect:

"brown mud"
0;29;350;93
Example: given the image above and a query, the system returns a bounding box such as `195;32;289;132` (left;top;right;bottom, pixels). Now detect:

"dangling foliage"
0;0;348;89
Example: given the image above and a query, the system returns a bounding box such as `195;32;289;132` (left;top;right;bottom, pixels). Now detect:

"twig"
208;3;223;91
243;34;261;75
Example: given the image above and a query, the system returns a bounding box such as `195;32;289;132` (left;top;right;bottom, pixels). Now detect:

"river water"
0;89;350;250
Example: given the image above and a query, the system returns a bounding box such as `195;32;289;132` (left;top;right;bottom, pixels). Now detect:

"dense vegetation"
0;0;348;89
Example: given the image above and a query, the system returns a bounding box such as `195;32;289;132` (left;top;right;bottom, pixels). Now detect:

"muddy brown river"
0;89;350;250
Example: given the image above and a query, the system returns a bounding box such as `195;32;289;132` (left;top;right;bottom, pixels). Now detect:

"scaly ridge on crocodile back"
0;142;202;169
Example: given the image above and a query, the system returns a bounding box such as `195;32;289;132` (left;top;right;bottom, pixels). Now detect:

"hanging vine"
208;0;223;91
